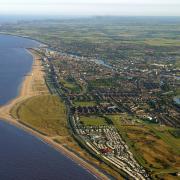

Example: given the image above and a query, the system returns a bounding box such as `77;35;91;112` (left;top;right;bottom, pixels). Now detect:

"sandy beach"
0;49;109;180
0;49;48;119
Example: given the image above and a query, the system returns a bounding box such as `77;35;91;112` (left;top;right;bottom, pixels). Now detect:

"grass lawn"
60;79;76;89
64;82;76;89
73;101;96;107
12;95;68;136
60;79;81;93
175;58;180;68
80;116;108;126
145;38;180;46
175;88;180;97
107;114;141;125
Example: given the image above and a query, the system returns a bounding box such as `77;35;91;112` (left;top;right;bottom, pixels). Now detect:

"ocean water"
0;34;39;105
0;120;95;180
0;35;95;180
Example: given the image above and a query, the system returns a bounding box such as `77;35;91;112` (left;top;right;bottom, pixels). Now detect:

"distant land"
0;16;179;179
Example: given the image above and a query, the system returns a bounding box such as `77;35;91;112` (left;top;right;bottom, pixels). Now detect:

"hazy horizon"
0;0;180;17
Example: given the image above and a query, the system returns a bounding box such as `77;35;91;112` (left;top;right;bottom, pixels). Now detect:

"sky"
0;0;180;16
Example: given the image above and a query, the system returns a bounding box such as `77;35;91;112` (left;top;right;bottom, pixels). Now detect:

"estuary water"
0;34;95;180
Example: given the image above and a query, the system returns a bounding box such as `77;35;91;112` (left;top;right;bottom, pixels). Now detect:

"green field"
73;101;96;107
175;58;180;68
60;79;81;93
80;116;108;126
60;79;76;88
11;95;68;136
145;38;180;46
107;114;143;125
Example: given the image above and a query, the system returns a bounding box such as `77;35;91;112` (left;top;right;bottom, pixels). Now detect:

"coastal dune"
0;49;109;180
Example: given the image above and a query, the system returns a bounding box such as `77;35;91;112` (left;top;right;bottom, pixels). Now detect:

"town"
34;45;179;179
41;48;180;128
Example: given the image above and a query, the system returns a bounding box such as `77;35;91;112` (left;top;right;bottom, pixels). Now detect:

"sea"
0;34;95;180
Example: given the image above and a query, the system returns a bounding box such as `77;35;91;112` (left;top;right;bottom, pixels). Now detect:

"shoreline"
0;32;48;47
0;49;109;180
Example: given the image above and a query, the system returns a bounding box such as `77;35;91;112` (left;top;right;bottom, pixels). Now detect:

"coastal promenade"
0;49;109;180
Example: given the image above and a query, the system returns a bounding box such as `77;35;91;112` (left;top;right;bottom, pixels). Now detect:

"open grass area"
109;114;180;179
175;58;180;68
73;101;96;107
63;82;75;89
170;129;180;138
145;38;180;46
60;78;76;89
80;116;108;126
60;79;81;93
12;95;68;136
107;114;141;125
124;126;180;179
